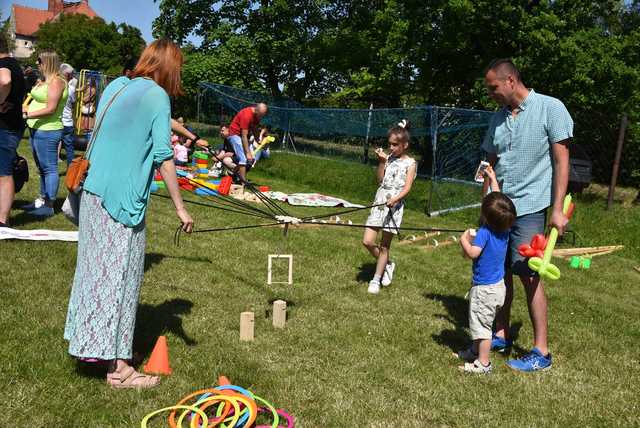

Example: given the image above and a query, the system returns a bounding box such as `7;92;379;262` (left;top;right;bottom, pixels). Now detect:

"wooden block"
272;300;287;328
240;312;254;341
267;254;293;285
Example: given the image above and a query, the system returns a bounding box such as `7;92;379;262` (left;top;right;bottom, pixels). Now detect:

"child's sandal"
106;366;160;389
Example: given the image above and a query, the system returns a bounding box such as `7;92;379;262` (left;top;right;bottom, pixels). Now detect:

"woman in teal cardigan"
64;40;193;389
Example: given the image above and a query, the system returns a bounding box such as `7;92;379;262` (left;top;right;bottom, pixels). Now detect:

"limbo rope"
170;148;467;245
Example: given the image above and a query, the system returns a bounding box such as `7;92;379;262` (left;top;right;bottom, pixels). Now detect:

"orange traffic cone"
143;336;172;375
218;375;231;386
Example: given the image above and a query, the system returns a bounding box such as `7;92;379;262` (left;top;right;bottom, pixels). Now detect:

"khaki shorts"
469;281;506;340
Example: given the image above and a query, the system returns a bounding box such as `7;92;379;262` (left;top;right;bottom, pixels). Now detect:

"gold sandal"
106;366;160;389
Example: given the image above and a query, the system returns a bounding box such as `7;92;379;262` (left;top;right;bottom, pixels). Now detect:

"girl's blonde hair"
38;50;63;83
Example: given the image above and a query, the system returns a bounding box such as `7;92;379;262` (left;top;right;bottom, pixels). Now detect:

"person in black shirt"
0;36;26;227
23;65;39;95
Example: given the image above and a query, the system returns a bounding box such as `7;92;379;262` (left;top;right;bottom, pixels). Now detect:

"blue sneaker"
491;334;513;352
507;348;552;372
27;206;54;218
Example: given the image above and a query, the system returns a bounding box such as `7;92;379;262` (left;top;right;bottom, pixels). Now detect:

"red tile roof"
12;5;53;37
12;2;99;37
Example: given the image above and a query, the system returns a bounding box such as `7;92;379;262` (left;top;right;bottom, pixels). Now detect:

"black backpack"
13;155;29;193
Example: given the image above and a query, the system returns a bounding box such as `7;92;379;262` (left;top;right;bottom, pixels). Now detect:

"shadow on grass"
133;298;197;359
10;197;67;228
424;292;524;354
144;252;212;272
74;299;197;379
356;262;376;283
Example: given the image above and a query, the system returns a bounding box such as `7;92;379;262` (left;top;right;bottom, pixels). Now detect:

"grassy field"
1;143;639;427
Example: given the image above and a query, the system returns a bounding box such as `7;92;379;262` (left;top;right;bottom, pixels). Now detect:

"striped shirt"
482;90;573;216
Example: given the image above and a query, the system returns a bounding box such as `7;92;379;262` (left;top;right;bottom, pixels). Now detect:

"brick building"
8;1;98;58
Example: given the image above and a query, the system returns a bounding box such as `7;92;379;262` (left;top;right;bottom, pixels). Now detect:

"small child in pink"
172;134;188;167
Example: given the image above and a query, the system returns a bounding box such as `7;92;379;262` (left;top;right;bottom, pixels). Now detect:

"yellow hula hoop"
178;395;246;428
140;405;208;428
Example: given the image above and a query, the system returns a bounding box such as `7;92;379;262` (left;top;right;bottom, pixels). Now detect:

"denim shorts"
0;128;22;176
506;209;547;277
227;135;247;166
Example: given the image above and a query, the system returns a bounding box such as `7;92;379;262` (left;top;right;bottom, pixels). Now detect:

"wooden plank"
552;245;624;258
240;312;254;341
272;300;287;328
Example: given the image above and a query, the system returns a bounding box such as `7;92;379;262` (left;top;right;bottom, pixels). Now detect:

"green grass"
1;145;639;427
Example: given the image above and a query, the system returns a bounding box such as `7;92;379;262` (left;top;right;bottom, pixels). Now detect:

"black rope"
300;221;466;234
300;202;386;222
204;148;291;217
181;175;278;219
183;174;275;217
152;192;273;220
174;221;282;246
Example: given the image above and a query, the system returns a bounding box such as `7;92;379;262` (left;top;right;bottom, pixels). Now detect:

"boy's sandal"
107;366;160;389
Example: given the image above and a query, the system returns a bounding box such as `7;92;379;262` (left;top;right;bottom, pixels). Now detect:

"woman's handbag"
65;156;89;193
13;155;29;193
64;84;128;193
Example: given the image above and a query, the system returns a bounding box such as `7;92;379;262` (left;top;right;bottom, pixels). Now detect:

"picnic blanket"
0;227;78;242
264;192;364;208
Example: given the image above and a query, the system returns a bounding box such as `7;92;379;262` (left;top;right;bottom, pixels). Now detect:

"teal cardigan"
83;77;173;227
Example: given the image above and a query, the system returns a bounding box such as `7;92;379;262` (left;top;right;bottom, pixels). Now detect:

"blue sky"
2;0;184;43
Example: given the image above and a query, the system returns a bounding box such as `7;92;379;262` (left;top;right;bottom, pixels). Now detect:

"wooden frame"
268;254;293;285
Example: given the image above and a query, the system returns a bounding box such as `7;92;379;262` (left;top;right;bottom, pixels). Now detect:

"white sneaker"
367;280;381;294
459;359;492;374
381;261;396;286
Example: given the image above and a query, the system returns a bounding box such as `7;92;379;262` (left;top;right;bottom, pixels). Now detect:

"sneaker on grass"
381;261;395;286
459;359;492;374
21;197;45;211
27;205;54;218
507;348;552;372
491;334;513;352
455;347;478;363
367;279;381;294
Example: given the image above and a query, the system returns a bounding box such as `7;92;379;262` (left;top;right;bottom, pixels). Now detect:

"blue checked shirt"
482;90;573;216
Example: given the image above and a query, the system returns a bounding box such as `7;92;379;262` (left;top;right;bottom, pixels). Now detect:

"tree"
154;0;342;100
1;13;16;53
155;0;640;185
34;14;145;75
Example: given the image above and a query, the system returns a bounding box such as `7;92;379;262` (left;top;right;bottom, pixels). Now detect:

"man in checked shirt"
481;58;573;372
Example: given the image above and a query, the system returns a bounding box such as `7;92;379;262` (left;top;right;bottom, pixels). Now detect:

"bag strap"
83;82;130;160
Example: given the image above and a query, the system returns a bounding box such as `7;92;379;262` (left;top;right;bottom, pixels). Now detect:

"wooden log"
272;300;287;328
240;312;254;341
